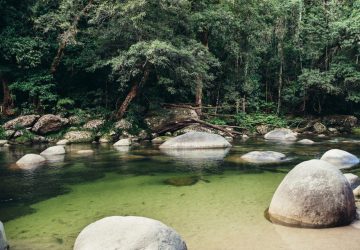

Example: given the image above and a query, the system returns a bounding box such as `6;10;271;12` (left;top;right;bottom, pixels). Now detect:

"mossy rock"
164;176;200;186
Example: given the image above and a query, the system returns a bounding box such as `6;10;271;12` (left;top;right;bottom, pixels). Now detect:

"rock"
269;159;356;228
344;173;360;189
320;149;359;169
160;132;231;149
3;115;39;130
318;134;326;138
264;128;297;141
32;114;69;135
298;139;315;145
114;138;131;146
32;135;48;143
145;107;198;132
57;139;70;145
4;130;15;139
114;119;132;131
0;140;8;146
64;131;93;143
353;186;360;197
77;150;94;155
83;119;105;130
68;116;83;126
323;115;357;130
256;125;269;135
40;146;66;156
0;221;8;250
99;137;110;143
240;151;286;164
152;136;172;144
74;216;187;250
313;122;327;134
16;154;46;169
225;136;233;142
164;176;200;186
242;134;249;140
328;128;338;133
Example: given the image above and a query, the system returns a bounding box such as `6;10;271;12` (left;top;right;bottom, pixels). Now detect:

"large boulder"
3;115;39;130
0;221;8;250
83;119;105;130
32;114;69;134
16;154;46;170
264;128;297;141
320;149;359;169
40;146;66;156
268;159;356;228
64;131;93;143
145;107;198;132
159;132;231;149
74;216;187;250
344;173;360;190
240;151;286;164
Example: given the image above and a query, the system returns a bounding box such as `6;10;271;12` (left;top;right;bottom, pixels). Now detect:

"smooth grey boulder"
264;128;297;141
74;216;187;250
298;139;315;145
114;138;131;146
344;173;360;189
40;146;66;156
160;132;231;149
16;154;46;169
269;159;356;228
320;149;359;169
3;115;39;130
0;221;8;250
32;114;69;134
240;151;286;164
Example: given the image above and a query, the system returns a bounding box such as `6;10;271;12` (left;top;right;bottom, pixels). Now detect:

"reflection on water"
0;135;360;250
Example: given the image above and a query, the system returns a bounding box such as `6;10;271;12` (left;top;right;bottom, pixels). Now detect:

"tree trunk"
195;77;203;116
116;84;139;119
2;78;14;116
50;0;94;74
276;61;283;115
116;67;150;119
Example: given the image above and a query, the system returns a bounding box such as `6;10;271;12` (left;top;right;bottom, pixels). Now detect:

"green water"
1;137;360;250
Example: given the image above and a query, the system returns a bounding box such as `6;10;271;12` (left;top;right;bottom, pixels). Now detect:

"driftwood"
155;118;241;137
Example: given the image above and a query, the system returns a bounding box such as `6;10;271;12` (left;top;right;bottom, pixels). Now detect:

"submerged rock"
343;173;360;189
164;176;200;186
77;150;94;155
32;114;69;134
40;146;66;156
240;151;286;164
3;115;39;130
0;221;8;250
160;132;231;149
320;149;359;169
264;128;297;141
64;131;93;143
16;154;46;170
74;216;187;250
297;139;315;145
269;159;356;228
114;138;131;146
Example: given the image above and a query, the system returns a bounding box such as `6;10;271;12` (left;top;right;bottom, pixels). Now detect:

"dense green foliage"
0;0;359;118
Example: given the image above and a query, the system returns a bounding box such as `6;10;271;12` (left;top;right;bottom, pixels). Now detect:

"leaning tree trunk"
116;67;150;119
195;77;203;116
1;78;14;116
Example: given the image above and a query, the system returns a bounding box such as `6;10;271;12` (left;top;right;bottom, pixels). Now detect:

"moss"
352;127;360;135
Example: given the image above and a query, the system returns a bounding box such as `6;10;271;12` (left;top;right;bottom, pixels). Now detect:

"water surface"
1;136;360;250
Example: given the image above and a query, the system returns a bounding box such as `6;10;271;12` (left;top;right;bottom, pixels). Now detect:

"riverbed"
1;136;360;250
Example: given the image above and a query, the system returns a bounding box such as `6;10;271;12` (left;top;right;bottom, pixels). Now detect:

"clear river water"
1;136;360;250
